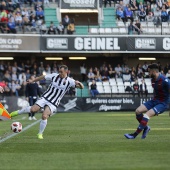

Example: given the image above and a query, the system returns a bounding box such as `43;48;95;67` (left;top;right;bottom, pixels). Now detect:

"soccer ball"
11;122;22;133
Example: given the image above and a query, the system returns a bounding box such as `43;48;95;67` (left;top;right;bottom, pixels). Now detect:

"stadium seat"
148;28;155;34
163;28;170;34
97;86;104;93
103;81;110;86
119;28;127;34
141;22;147;27
90;28;98;34
111;86;118;93
96;82;102;86
117;81;124;86
88;82;92;89
116;78;123;83
147;85;153;93
110;81;117;86
104;86;111;93
118;85;125;93
155;28;161;34
109;78;116;83
162;22;169;27
147;22;154;27
117;21;125;27
124;82;131;88
112;28;119;34
98;28;105;34
105;28;112;34
144;78;151;83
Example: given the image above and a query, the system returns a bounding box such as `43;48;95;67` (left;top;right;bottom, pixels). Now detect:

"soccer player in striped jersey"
124;63;170;139
10;65;84;139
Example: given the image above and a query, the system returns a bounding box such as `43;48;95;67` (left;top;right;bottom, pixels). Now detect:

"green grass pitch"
0;112;170;170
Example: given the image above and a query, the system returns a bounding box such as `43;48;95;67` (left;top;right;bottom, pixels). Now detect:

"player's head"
59;65;68;78
148;63;159;79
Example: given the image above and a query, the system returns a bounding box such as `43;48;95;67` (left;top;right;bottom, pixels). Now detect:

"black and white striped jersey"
42;73;75;107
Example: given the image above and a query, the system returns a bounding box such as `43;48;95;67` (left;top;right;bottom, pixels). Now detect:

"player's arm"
27;75;45;83
75;80;84;89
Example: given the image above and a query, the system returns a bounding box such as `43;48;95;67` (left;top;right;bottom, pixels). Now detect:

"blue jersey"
151;74;170;103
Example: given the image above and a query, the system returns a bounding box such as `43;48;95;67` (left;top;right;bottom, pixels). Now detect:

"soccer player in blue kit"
124;63;170;139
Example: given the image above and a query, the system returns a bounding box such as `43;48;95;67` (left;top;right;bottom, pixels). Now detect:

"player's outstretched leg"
124;114;150;139
37;106;51;139
10;106;32;117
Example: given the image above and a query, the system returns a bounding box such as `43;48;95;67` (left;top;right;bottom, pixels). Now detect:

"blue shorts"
144;100;168;115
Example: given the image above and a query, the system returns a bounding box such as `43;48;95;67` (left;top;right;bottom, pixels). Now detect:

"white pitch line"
0;119;41;143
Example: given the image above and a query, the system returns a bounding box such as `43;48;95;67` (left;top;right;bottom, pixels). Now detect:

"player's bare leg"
38;106;51;139
10;105;40;117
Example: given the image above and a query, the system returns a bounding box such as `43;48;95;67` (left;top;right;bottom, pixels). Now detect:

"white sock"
18;106;31;114
39;119;47;134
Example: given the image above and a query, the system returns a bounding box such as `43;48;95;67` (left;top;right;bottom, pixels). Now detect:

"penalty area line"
0;119;41;144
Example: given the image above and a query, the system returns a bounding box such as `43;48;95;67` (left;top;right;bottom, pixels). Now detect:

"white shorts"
35;97;57;113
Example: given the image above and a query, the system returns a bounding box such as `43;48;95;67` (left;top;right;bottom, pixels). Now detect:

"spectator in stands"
40;20;47;34
131;69;136;81
39;62;45;75
80;63;86;82
116;1;124;10
36;7;44;20
115;64;122;78
165;68;170;78
30;7;36;17
130;1;138;18
0;9;8;22
101;67;109;81
116;7;125;22
164;63;170;75
125;7;134;22
67;20;75;34
87;68;95;82
90;80;99;97
62;15;70;30
134;20;142;35
146;12;154;22
35;1;43;11
139;79;148;97
122;64;130;74
7;18;17;33
48;21;56;34
44;0;50;7
142;62;148;72
26;69;31;80
157;62;162;71
9;80;21;96
108;67;115;78
57;22;64;34
3;70;12;82
138;8;146;21
19;71;26;85
12;71;18;81
95;70;102;82
123;69;131;82
31;63;39;75
15;12;22;27
133;80;140;97
153;8;161;26
161;8;168;22
138;2;145;11
146;4;152;15
128;21;134;34
104;0;111;7
136;64;143;78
